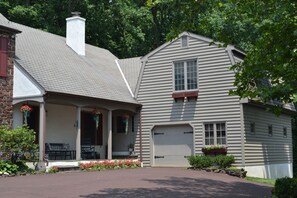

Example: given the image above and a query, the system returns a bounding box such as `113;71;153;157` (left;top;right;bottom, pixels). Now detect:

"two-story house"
0;13;294;179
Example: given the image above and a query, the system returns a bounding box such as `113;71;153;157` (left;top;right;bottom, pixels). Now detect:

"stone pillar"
0;33;16;128
107;110;112;159
39;102;46;161
76;106;81;160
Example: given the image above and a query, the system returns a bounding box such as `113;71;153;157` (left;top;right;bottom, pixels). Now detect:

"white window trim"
172;59;199;92
203;122;227;146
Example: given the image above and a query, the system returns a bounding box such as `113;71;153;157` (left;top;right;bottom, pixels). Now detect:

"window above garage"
172;59;198;101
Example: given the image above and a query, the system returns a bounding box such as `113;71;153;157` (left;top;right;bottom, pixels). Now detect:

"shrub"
15;161;34;174
0;160;18;174
48;166;59;174
188;155;213;169
273;177;297;198
0;125;38;163
188;155;235;169
214;155;235;169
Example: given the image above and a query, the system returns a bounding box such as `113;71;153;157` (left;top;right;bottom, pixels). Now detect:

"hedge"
188;155;234;169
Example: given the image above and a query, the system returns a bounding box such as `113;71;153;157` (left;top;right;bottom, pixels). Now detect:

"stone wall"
0;32;15;128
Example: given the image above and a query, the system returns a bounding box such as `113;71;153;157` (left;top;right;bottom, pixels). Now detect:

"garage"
153;124;193;167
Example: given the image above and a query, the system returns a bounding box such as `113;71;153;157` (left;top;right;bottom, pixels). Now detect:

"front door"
81;111;103;146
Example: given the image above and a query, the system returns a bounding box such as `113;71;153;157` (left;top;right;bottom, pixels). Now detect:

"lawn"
245;176;276;186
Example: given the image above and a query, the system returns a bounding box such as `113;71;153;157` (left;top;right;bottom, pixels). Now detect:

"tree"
162;0;297;105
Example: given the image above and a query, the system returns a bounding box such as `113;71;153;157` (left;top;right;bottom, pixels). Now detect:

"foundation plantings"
187;155;247;178
79;160;141;171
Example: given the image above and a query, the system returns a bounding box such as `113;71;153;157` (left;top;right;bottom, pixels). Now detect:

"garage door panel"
153;125;193;167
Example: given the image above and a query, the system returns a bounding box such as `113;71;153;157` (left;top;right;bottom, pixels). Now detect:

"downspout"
139;107;143;162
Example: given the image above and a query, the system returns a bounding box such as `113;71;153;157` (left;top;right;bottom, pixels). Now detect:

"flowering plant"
202;145;227;156
79;160;141;171
20;105;32;113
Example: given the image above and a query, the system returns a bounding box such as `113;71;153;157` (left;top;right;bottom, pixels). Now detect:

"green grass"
245;176;276;186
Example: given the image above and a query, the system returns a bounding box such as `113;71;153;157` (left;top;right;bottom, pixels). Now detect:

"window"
117;115;129;134
250;122;255;135
181;36;188;47
268;125;273;136
174;60;197;91
204;123;226;145
0;36;9;77
283;127;287;138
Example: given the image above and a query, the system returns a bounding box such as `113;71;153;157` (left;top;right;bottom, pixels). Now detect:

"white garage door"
153;125;193;167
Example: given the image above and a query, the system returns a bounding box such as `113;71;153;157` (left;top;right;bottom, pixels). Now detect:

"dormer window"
174;60;197;91
0;36;9;77
181;36;188;47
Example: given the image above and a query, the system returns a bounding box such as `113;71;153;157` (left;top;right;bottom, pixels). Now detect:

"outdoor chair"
81;138;96;159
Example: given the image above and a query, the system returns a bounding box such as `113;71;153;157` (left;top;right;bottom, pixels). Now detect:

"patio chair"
81;138;96;159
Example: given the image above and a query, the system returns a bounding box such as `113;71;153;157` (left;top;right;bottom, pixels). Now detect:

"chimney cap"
71;11;81;17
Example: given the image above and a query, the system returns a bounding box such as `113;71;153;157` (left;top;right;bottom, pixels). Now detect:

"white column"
107;110;112;159
76;106;81;160
39;102;46;161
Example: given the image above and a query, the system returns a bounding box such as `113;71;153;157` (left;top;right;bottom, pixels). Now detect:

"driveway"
0;168;272;198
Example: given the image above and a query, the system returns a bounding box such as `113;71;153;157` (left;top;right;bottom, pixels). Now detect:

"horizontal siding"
137;36;242;166
243;105;292;166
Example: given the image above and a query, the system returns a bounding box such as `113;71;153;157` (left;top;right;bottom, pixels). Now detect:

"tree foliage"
1;0;296;103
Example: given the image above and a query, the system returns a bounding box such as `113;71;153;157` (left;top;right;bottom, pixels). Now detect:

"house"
0;13;295;179
135;32;295;178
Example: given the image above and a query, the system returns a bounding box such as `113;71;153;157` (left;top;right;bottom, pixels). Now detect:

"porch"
13;93;141;162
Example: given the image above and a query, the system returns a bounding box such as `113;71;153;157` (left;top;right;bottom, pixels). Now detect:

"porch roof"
3;15;138;105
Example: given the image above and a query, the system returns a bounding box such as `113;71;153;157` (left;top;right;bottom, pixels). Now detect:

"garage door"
153;125;193;167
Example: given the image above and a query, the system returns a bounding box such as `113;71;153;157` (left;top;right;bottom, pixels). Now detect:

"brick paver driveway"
0;168;272;198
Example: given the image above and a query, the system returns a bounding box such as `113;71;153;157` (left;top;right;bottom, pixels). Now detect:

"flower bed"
202;145;227;156
79;160;141;171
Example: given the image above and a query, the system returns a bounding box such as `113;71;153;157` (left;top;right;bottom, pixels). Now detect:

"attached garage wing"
153;125;193;167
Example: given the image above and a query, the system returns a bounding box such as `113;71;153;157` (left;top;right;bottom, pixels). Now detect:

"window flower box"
202;145;227;156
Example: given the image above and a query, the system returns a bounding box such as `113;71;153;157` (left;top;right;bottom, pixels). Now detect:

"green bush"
214;155;235;168
0;125;38;163
0;160;18;174
188;155;213;169
273;177;297;198
188;155;235;169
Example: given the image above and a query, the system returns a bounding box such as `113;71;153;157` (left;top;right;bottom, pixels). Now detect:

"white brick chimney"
66;12;85;56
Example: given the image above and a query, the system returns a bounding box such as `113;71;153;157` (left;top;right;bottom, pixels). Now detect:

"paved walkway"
0;168;272;198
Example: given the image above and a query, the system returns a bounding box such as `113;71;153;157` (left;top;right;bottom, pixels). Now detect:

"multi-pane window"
174;60;197;91
205;124;214;145
204;123;226;145
250;122;255;135
283;127;287;138
268;125;273;136
174;62;185;91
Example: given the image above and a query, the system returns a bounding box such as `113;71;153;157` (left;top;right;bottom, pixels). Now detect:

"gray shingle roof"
10;20;138;104
118;57;142;93
0;14;20;33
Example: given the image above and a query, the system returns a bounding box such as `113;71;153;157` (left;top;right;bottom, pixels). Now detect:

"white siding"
13;65;43;98
243;105;292;166
137;36;242;166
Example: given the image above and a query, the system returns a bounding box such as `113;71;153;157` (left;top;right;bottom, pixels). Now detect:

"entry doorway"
81;111;103;146
26;106;39;144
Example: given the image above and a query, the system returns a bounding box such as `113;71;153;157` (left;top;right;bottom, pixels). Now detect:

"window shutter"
0;37;9;77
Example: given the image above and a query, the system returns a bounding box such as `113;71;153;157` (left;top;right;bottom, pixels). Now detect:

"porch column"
76;106;81;160
107;110;112;159
39;102;46;161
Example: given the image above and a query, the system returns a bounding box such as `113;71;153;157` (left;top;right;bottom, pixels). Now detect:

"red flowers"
20;105;32;113
79;160;141;171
